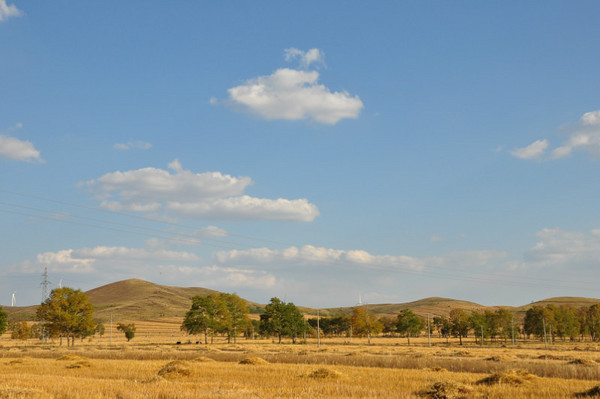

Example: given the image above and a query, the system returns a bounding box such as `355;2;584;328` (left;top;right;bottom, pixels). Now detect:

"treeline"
181;295;600;345
523;304;600;341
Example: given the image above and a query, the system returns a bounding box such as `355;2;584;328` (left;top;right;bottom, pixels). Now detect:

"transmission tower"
41;267;51;302
40;267;51;344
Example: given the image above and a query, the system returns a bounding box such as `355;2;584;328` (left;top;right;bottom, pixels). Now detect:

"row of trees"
181;292;251;344
523;304;600;341
0;288;136;346
4;289;600;346
180;296;600;345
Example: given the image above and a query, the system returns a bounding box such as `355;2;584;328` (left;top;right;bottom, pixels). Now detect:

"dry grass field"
2;283;599;398
2;328;600;398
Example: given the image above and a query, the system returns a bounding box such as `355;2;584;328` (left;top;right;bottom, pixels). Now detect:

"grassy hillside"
317;297;502;319
88;279;268;321
2;279;598;323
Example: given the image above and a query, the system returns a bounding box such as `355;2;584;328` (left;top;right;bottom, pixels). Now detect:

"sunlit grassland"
2;328;600;398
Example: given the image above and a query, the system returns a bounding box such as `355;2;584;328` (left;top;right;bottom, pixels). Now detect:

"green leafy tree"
395;309;422;345
379;316;397;336
494;308;514;342
553;305;579;341
95;322;105;339
350;306;383;344
449;309;470;345
181;294;224;344
0;306;7;343
36;287;96;347
469;311;488;343
524;305;554;340
308;315;350;337
433;316;451;340
259;297;307;343
219;293;250;344
586;304;600;341
117;323;136;341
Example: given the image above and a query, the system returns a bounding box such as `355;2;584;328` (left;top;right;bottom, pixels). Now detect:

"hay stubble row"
1;340;600;398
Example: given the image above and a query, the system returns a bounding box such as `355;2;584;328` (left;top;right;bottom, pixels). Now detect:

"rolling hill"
2;279;598;322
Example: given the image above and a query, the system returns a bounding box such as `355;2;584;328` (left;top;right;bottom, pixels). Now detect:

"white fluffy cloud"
214;245;510;277
512;110;600;161
28;246;201;275
0;133;44;163
228;68;363;124
523;228;600;269
0;0;23;22
510;139;548;160
82;160;319;222
284;48;325;69
159;264;276;290
552;110;600;159
20;245;275;291
215;245;422;271
226;48;363;125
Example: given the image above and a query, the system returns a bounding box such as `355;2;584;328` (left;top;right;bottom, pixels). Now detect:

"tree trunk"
204;330;208;344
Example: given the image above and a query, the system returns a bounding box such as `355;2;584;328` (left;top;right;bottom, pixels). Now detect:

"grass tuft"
477;369;536;385
419;381;472;399
568;359;597;366
65;360;92;369
575;385;600;398
238;357;269;365
157;360;192;378
303;367;345;379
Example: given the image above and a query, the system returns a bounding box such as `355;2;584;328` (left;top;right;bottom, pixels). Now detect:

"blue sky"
1;1;599;308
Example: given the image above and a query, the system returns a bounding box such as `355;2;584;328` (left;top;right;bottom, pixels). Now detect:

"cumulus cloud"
522;228;600;269
552;110;600;159
159;264;276;290
0;125;44;163
512;110;600;161
26;246;201;275
113;141;152;150
36;249;96;273
228;68;363;124
510;139;548;160
214;245;427;271
214;245;510;276
224;48;362;124
0;0;23;22
82;160;319;222
284;48;325;69
168;196;319;222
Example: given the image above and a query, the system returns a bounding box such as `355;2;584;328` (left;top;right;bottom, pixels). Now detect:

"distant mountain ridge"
3;278;599;322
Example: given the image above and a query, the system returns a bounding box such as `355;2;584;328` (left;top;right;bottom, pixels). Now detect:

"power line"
1;190;597;295
0;189;295;247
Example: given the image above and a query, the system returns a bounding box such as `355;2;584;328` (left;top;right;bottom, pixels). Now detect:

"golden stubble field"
1;322;600;398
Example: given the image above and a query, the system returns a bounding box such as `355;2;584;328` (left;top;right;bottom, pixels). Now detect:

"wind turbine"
58;278;63;289
11;292;16;307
